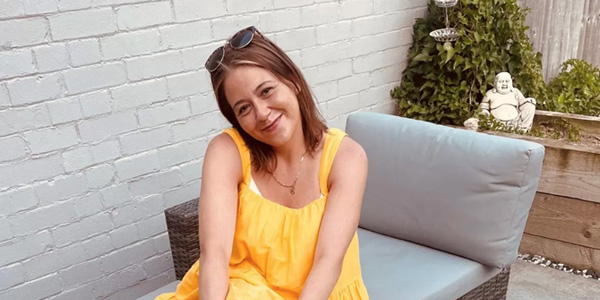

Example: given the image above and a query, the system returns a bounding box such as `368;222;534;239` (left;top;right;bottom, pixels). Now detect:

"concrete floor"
507;260;600;300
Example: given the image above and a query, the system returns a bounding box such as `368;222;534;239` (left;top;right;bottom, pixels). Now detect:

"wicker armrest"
165;198;200;280
458;267;510;300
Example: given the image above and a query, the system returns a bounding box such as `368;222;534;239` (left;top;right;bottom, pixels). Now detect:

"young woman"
156;26;369;300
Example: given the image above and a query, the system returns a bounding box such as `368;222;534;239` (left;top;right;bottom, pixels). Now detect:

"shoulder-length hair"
209;29;328;173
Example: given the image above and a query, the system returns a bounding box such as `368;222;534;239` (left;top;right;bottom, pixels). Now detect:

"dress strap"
319;128;347;195
223;128;251;185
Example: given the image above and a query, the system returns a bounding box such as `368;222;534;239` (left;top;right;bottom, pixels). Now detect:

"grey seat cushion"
136;281;180;300
358;228;501;300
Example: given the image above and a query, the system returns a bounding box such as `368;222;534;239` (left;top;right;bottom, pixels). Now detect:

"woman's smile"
261;114;282;132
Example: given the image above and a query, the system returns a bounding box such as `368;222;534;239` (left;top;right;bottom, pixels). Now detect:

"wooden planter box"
491;111;600;272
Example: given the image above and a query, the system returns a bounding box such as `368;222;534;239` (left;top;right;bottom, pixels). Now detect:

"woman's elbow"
199;245;230;265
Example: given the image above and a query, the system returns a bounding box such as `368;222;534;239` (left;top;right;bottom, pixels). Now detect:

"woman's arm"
198;133;241;299
299;137;368;300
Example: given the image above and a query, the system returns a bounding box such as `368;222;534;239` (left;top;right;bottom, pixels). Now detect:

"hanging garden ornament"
434;0;458;8
430;0;459;42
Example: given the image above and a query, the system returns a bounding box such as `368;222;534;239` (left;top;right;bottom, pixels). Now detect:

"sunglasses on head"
205;26;259;73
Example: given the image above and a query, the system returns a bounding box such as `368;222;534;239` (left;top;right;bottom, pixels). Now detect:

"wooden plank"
537;147;600;203
518;0;599;81
581;0;600;67
489;131;600;154
524;192;600;250
485;132;600;203
520;233;600;272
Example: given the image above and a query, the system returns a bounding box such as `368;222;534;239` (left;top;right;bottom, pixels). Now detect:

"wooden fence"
517;0;600;81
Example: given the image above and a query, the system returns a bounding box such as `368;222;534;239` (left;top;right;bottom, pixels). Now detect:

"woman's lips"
262;115;282;132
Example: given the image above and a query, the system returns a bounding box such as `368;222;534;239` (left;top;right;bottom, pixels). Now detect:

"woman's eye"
238;105;250;115
261;87;273;96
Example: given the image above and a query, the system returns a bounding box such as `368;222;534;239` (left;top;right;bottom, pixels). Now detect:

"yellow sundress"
156;128;369;299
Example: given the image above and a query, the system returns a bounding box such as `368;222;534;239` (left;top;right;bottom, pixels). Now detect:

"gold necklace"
270;149;308;195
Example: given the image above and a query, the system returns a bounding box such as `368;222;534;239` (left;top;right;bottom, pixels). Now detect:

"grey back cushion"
346;112;544;268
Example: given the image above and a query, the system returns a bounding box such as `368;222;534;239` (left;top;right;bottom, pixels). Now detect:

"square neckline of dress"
245;131;331;211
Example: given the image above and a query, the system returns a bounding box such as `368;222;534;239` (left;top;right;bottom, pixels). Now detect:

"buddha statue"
464;72;536;132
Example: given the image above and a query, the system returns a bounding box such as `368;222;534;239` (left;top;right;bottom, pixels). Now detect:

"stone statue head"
494;72;513;95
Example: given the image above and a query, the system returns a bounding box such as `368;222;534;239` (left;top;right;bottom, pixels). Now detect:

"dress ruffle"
330;278;369;300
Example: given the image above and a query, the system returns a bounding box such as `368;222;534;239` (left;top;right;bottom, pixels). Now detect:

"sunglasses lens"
230;29;254;49
205;46;224;72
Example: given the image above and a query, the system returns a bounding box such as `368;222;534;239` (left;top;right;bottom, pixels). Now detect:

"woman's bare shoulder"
337;136;367;163
204;132;243;180
330;135;367;181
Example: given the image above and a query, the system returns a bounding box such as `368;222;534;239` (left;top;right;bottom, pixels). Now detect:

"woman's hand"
299;137;368;300
198;133;242;299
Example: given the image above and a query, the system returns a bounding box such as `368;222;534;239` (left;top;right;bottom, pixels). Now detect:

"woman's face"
223;65;301;147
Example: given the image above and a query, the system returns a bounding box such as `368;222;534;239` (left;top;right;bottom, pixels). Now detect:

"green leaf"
412;53;432;63
444;43;456;64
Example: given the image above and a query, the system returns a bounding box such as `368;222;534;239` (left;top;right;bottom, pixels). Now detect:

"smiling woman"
155;26;369;300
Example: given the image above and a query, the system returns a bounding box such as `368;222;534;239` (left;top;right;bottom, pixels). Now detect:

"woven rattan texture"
457;268;510;300
165;199;199;280
165;199;511;297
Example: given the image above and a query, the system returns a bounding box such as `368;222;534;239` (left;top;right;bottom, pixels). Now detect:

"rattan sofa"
139;112;544;300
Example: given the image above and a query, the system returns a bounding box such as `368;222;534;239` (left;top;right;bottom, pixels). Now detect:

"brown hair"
209;29;328;172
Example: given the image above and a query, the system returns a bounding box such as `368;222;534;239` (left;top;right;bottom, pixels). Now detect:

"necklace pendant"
290;188;295;195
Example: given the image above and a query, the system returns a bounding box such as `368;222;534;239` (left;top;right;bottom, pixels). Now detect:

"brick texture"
0;0;426;298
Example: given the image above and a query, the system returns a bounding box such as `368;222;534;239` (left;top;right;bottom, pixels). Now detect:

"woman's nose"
255;100;270;121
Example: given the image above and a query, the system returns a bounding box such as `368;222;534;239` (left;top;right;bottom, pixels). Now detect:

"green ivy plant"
392;0;548;125
545;59;600;116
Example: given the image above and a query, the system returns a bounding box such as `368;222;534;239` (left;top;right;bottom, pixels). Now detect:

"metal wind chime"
429;0;459;42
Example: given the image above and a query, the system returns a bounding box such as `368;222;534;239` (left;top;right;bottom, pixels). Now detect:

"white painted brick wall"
115;1;174;31
23;0;59;14
24;125;79;154
0;263;25;290
173;0;226;22
63;62;127;94
9;200;77;236
79;90;112;117
0;48;35;80
100;29;161;61
49;8;117;40
47;97;84;125
85;165;116;189
78;111;137;142
59;0;93;11
120;126;173;155
159;21;212;50
7;73;65;106
71;192;105;217
0;136;28;162
137;100;191;127
0;18;49;48
68;38;102;67
33;43;70;73
33;173;89;205
0;0;426;298
111;79;168;111
0;84;9;107
126;51;184;82
114;150;161;181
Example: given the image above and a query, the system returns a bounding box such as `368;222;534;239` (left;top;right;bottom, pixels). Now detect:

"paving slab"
507;260;600;300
